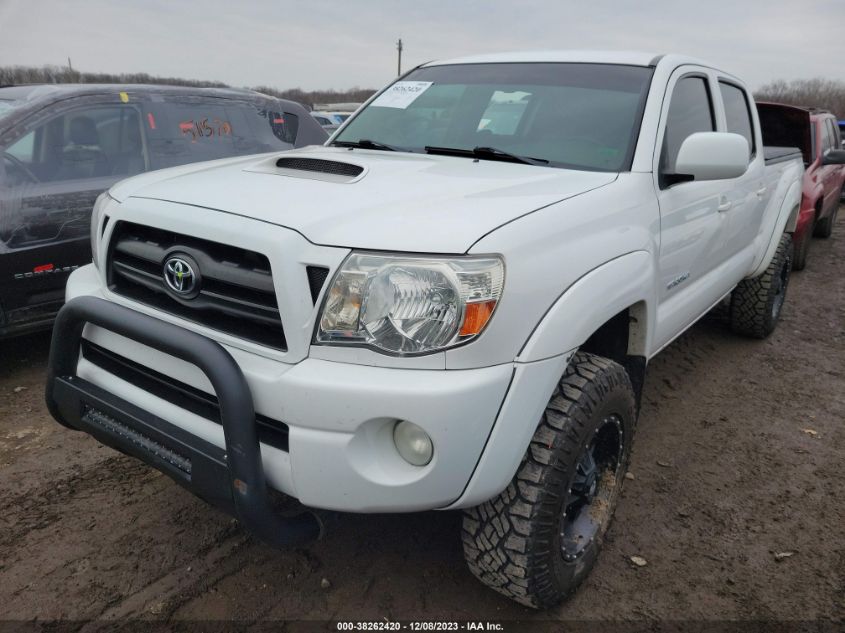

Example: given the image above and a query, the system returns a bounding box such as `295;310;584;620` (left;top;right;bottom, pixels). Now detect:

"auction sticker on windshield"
370;81;433;109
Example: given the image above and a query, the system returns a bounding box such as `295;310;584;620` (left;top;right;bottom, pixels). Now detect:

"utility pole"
396;38;403;76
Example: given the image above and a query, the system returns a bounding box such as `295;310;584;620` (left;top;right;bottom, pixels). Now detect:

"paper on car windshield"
370;81;433;109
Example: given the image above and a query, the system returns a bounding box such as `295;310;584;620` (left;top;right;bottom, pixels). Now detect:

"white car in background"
310;110;352;130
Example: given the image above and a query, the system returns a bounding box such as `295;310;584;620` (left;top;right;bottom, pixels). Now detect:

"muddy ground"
0;212;843;630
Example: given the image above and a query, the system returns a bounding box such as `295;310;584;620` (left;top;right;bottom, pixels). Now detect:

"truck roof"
425;50;664;67
423;50;734;78
0;83;270;106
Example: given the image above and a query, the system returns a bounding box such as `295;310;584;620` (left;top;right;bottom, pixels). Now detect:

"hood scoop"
245;156;365;183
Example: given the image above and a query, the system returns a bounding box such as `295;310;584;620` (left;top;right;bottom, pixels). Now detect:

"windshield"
334;63;653;172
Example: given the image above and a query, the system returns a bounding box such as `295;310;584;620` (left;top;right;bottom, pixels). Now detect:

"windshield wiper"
424;145;549;166
473;146;549;166
331;139;401;152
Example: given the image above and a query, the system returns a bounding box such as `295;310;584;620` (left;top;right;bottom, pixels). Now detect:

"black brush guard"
45;295;321;547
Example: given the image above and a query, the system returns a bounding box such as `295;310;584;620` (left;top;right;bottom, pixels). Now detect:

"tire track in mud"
0;456;155;549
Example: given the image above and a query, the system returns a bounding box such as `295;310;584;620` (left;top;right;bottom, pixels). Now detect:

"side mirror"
822;149;845;165
675;132;750;181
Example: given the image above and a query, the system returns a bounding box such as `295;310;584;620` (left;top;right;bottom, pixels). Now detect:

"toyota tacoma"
45;52;804;608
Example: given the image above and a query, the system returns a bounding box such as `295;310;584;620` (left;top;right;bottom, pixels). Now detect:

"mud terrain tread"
729;233;791;339
462;352;634;608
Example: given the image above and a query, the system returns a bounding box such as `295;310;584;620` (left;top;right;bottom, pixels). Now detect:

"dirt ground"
1;212;843;630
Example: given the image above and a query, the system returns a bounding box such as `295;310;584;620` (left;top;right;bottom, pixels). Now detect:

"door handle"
717;197;732;212
756;186;767;197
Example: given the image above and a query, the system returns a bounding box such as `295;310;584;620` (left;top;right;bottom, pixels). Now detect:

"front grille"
107;221;285;350
275;157;363;178
82;340;289;452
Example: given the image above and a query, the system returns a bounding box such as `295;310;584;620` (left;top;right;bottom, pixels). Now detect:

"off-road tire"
462;352;636;609
813;204;839;239
729;232;792;339
791;223;811;271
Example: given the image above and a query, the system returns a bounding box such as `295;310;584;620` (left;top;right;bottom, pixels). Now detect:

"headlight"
316;253;504;355
90;192;114;269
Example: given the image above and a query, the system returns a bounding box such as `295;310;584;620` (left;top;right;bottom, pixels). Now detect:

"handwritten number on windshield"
179;118;232;142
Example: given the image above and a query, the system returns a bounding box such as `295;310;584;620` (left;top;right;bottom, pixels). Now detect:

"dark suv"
0;84;327;338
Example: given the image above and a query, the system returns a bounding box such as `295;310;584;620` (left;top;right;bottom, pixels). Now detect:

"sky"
0;0;843;92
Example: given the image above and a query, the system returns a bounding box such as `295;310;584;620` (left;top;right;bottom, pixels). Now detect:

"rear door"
715;80;766;259
0;97;147;325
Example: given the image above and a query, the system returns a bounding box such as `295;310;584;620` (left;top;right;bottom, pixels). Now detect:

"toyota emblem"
163;256;198;295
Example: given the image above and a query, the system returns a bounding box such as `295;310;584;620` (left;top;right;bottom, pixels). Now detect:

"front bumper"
46;295;321;547
55;265;515;515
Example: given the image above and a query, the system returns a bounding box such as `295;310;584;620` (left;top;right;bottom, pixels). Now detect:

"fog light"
393;420;433;466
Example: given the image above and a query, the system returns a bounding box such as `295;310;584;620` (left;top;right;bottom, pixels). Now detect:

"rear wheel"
729;233;792;338
462;352;636;608
791;222;812;271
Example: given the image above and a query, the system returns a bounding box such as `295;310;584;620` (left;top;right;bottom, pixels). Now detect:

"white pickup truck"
46;51;803;608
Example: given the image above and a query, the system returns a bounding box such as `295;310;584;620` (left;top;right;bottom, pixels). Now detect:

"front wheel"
462;352;636;608
729;232;792;339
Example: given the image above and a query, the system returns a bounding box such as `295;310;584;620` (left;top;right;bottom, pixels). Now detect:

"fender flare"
447;252;656;509
518;250;655;363
749;177;802;278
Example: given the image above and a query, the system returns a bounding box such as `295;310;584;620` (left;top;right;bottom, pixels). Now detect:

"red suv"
757;103;845;269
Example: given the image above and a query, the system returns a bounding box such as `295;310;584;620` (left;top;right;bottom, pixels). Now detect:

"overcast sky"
1;0;842;92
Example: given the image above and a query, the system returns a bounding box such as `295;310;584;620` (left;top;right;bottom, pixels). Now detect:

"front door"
653;69;727;350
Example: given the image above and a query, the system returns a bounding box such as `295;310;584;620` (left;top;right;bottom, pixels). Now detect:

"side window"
6;130;35;162
4;105;145;184
820;121;833;153
143;97;300;169
826;119;840;151
270;111;299;144
719;82;755;158
661;76;715;178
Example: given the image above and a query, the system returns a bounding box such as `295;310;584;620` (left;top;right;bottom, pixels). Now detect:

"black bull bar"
45;296;321;547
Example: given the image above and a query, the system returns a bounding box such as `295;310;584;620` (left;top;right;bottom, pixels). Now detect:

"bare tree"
755;78;845;118
0;65;375;110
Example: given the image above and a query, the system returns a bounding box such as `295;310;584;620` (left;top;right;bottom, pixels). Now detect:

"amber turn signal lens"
459;300;497;337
